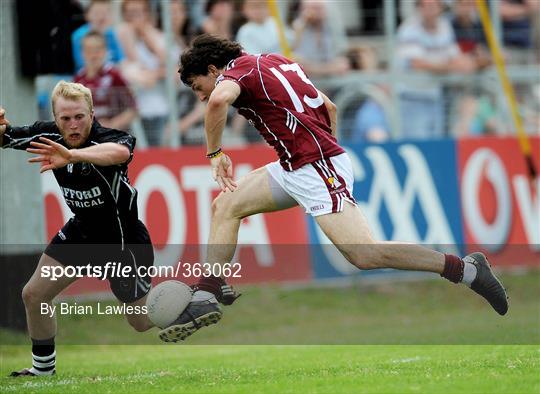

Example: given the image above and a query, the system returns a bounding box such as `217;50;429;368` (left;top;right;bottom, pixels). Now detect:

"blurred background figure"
74;31;137;132
291;0;351;78
500;0;539;63
452;94;499;136
396;0;478;139
199;0;234;39
512;82;540;135
351;95;391;143
449;0;495;137
159;0;207;146
236;0;292;55
344;47;391;144
232;0;290;144
166;0;191;60
183;0;207;35
71;0;124;72
451;0;491;68
117;0;169;146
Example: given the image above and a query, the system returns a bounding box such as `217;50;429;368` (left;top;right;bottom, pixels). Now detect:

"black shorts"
44;218;154;303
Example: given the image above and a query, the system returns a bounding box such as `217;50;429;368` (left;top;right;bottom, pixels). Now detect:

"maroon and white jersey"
220;53;344;171
75;64;136;125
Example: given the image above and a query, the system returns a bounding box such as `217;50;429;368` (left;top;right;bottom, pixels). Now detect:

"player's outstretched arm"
26;137;131;172
205;80;241;192
0;108;61;151
205;80;241;152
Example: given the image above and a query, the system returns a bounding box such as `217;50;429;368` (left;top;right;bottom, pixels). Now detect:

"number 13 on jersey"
269;63;324;113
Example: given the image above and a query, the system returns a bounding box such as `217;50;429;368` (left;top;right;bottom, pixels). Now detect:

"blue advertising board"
308;139;463;279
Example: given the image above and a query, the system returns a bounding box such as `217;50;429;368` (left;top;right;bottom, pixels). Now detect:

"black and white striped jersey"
2;120;139;239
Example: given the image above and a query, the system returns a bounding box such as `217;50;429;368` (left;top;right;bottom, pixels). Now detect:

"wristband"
206;148;223;159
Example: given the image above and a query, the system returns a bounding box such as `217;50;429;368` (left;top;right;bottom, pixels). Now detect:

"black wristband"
206;148;223;159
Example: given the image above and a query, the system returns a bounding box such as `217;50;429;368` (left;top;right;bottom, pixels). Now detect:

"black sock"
31;337;56;375
196;275;226;298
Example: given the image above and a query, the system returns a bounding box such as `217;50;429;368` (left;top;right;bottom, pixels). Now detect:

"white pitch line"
391;356;424;364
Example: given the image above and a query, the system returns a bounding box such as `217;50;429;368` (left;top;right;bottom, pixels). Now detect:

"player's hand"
26;137;73;173
211;153;237;192
0;107;9;135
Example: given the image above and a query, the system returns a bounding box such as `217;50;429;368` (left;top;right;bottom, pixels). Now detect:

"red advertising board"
44;146;312;297
458;137;540;266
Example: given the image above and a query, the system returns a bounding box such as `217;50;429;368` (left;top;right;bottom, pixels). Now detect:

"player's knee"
211;194;226;220
211;193;239;221
22;284;45;307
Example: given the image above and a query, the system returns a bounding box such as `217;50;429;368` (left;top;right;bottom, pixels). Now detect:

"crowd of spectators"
34;0;539;147
356;0;538;141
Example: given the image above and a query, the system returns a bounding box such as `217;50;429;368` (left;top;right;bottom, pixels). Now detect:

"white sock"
29;351;56;375
192;290;217;303
29;367;55;376
461;262;478;287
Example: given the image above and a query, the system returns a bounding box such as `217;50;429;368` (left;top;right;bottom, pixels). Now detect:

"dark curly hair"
179;34;243;86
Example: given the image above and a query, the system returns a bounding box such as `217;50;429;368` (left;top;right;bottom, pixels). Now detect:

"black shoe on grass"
466;252;508;315
158;300;222;342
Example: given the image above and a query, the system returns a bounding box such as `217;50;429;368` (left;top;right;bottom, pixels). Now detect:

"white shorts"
265;153;357;217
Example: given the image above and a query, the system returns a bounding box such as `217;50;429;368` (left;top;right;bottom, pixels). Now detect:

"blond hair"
51;81;93;115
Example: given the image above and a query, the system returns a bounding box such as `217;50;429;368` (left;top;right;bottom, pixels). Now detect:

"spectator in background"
348;44;380;71
199;0;262;145
396;0;477;139
534;5;540;62
451;0;491;70
453;94;498;136
524;84;540;134
291;0;351;78
349;48;390;143
117;0;169;146
450;0;495;137
71;0;124;72
500;0;539;50
352;98;391;143
233;0;294;143
184;0;207;35
162;0;206;145
74;31;137;132
199;0;234;39
509;83;540;135
236;0;292;55
451;0;486;53
162;0;192;65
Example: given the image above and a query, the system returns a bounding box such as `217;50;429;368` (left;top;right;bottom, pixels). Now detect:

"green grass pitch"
1;271;539;393
1;345;538;393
